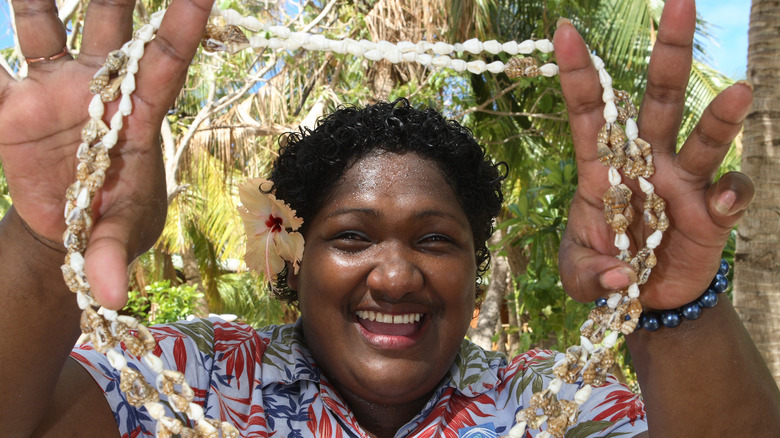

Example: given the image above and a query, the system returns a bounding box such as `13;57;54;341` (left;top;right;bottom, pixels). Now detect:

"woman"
0;0;777;437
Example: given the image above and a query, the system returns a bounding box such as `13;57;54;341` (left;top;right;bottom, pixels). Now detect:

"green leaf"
565;421;618;438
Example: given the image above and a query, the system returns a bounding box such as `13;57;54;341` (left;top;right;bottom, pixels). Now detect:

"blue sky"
1;1;750;79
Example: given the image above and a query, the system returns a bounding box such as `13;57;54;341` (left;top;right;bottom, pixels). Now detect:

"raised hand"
0;0;214;308
554;0;754;310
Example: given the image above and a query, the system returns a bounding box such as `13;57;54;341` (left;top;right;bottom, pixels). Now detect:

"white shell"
107;349;127;371
580;336;595;353
538;431;552;438
143;352;164;374
416;41;432;54
397;41;416;53
358;39;376;51
284;33;307;50
431;55;452;68
135;24;155;43
575;384;593;405
535;39;554;53
503;41;519;55
196;419;218;434
119;94;133;116
77;291;93;310
450;59;467;72
346;39;365;57
591;55;605;71
76;187;90;209
580;319;594;332
625;118;639;141
647;230;663;249
628;283;640;298
150;10;165;29
607;292;622;309
89;95;104;119
364;49;382;61
433;42;454;55
466;60;487;74
402;51;417;62
125;57;139;75
249;36;269;49
269;25;291;39
608;167;622;186
539;63;559;77
486;60;505;74
463;38;482;54
603;330;619;348
242;16;263;32
604;100;618;123
548;377;563;395
615;232;630;250
383;47;402;63
188;402;205;422
483;40;503;54
103;129;118;149
453;43;464;52
144;402;166;420
598;69;613;88
99;307;118;321
108;113;124;134
128;39;145;61
638;176;654;195
306;34;328;51
222;9;244;27
116;315;139;328
69;252;85;272
517;40;536;54
415;53;432;66
507;422;527;438
602;86;615;102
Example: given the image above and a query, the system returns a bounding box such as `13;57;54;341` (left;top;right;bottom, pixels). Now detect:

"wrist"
639;260;730;331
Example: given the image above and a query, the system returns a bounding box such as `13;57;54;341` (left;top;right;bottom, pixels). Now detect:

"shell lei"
65;4;665;437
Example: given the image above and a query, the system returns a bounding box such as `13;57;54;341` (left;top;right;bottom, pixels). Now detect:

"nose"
366;242;424;300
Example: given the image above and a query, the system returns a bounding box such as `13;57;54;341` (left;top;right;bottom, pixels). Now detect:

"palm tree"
733;0;780;385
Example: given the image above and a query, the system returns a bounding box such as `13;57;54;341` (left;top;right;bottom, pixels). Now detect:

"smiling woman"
0;0;779;437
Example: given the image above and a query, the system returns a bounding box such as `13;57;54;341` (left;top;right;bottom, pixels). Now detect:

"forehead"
323;151;460;208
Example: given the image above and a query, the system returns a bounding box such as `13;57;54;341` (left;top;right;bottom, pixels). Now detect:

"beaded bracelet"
595;259;730;331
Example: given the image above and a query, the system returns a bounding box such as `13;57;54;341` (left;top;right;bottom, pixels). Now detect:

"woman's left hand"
554;0;754;310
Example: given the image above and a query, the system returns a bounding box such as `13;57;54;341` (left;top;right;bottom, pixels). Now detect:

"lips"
355;310;427;348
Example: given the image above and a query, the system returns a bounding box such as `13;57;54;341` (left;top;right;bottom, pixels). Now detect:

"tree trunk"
468;231;510;350
734;0;780;385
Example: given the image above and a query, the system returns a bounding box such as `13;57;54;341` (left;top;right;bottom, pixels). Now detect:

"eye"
418;233;454;247
332;231;372;252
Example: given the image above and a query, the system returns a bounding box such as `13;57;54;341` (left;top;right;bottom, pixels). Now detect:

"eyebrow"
326;207;468;227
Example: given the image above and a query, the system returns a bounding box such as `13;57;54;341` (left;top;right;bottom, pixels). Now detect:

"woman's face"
289;151;477;408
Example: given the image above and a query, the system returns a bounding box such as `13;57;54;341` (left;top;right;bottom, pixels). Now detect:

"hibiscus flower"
238;177;304;282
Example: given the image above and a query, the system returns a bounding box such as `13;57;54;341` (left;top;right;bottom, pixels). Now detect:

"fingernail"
557;17;573;29
599;267;636;290
713;190;737;216
736;80;754;92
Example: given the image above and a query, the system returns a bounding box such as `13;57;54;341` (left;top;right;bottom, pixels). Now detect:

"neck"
335;383;433;438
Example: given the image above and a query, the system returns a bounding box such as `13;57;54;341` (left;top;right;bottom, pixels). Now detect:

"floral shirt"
72;318;647;437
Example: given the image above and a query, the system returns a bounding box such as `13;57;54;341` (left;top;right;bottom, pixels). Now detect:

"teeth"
356;310;422;324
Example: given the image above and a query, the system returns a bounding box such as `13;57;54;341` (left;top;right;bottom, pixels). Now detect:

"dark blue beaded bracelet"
595;259;731;332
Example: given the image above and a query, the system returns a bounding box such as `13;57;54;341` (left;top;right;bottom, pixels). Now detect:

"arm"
554;0;780;435
0;0;214;436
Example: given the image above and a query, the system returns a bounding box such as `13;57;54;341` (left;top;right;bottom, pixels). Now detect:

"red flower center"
266;214;283;233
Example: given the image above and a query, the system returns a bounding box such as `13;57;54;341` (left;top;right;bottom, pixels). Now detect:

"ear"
286;262;300;291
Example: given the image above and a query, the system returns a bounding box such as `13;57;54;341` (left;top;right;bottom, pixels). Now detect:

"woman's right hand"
0;0;214;308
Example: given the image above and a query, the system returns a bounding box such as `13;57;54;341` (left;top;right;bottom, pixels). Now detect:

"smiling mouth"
355;310;426;343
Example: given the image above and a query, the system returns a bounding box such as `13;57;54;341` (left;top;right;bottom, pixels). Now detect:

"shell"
505;57;540;78
120;366;159;407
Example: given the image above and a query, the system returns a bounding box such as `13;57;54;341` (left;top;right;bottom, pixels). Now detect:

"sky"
0;0;751;79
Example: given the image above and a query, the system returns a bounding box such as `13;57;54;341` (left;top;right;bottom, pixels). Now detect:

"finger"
12;0;69;65
677;82;753;179
558;207;637;303
84;220;133;310
80;0;135;60
133;0;215;109
706;171;755;229
554;18;605;167
636;0;695;153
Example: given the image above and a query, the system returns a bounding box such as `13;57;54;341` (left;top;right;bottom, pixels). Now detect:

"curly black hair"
269;98;506;305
